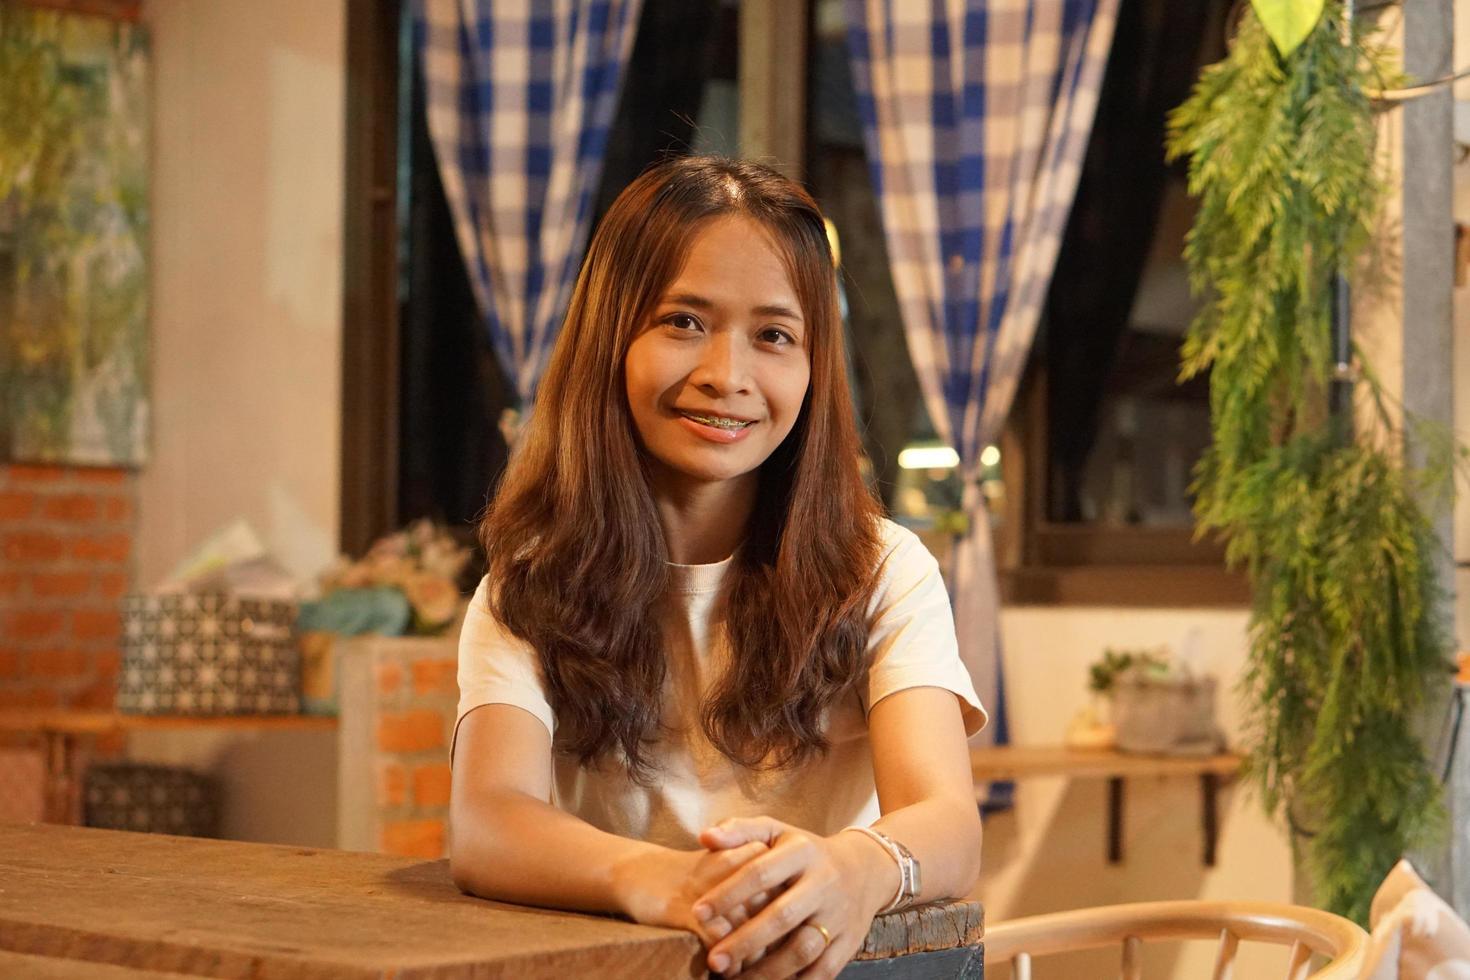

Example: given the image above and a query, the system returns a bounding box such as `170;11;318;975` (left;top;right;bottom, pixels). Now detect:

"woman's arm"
450;703;768;937
690;685;982;979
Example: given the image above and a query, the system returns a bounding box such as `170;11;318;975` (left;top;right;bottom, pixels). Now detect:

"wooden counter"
0;823;983;978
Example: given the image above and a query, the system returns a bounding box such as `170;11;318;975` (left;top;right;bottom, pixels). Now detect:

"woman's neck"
651;472;757;565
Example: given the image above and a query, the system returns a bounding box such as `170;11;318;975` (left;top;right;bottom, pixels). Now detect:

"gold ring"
808;922;833;947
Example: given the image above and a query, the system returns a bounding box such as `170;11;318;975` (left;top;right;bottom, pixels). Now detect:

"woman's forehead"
657;215;803;312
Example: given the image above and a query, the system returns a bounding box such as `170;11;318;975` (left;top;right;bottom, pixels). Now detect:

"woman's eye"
760;327;796;346
666;313;701;331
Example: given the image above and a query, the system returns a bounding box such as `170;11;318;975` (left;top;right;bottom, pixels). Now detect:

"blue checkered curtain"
416;0;643;405
845;0;1118;744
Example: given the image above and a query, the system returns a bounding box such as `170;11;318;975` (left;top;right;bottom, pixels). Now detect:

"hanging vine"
1166;0;1454;923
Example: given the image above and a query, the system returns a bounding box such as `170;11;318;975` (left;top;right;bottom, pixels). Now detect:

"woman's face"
624;215;812;500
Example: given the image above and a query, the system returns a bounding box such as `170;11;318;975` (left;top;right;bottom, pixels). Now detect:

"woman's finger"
723;888;771;930
708;883;822;976
694;840;770;891
795;932;857;980
699;913;734;945
735;920;832;980
696;836;814;922
700;815;789;851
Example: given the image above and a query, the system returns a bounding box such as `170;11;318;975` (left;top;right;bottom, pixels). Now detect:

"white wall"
976;607;1294;978
129;0;346;848
138;0;344;588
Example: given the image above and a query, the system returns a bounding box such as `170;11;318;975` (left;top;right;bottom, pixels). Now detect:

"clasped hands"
618;816;896;980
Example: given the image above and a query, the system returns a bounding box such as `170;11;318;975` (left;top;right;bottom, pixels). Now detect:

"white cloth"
454;519;987;849
1361;859;1470;979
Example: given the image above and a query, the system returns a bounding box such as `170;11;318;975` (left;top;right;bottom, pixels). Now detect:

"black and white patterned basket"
118;592;300;715
84;763;220;838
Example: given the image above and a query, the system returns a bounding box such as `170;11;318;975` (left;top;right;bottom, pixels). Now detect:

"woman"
450;156;986;980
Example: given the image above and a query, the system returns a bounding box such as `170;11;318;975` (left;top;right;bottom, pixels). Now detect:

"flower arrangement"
302;520;473;636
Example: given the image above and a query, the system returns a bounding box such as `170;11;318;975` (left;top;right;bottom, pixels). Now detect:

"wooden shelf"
3;711;340;824
0;711;337;736
972;745;1243;867
971;745;1242;782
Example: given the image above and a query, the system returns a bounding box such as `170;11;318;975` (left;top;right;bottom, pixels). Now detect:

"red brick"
0;572;21;597
71;533;131;564
375;661;403;697
4;465;66;483
6;610;64;641
73;609;121;641
376;709;446;753
27;649;90;678
102;496;133;522
39;494;99;523
73;467;126;486
0;650;21;678
412;763;452;808
97;572;130;599
0;492;35;521
411;658;457;697
93;731;127;754
94;648;121;676
73;679;118;711
378;762;408;808
31;571;92;599
0;688;59;709
4;531;66;563
381;819;445;859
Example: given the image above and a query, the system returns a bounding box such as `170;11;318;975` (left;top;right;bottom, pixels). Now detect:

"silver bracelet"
843;826;921;913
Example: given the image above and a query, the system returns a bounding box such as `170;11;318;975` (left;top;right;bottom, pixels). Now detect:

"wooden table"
0;711;337;823
0;823;983;978
970;746;1243;866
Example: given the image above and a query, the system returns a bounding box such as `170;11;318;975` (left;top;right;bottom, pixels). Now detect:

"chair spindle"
1283;939;1314;980
1122;934;1142;980
1211;927;1240;980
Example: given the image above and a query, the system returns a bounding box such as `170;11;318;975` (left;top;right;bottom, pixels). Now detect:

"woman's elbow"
448;827;481;895
952;796;985;894
447;803;508;897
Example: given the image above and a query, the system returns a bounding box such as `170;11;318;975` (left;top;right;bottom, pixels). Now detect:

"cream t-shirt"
454;519;987;850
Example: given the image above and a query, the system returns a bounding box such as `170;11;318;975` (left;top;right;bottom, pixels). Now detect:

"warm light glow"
898;445;960;470
980;444;1001;468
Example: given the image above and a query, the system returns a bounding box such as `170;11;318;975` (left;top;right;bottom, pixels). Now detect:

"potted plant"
1166;0;1455;922
1083;648;1222;756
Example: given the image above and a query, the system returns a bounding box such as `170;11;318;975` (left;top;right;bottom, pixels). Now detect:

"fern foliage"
1166;2;1451;923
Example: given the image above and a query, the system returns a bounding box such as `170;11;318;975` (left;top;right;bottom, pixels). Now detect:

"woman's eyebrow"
662;292;804;322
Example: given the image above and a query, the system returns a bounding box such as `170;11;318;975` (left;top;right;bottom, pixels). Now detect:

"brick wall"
336;635;458;859
0;463;136;714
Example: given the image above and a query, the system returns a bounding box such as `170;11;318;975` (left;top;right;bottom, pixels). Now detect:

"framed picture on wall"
0;1;149;467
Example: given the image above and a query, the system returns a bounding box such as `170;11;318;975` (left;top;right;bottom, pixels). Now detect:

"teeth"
683;412;751;429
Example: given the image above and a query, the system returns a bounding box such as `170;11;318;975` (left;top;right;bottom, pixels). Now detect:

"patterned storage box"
84;763;220;838
118;592;300;715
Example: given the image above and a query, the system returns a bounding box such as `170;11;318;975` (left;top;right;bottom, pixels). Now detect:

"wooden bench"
0;823;983;978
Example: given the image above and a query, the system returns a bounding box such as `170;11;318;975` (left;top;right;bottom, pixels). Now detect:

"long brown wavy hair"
479;156;883;780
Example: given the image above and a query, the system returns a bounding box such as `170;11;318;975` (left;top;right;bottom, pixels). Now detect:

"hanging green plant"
1166;1;1455;923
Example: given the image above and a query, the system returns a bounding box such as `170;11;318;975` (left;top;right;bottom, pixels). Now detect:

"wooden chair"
983;900;1369;979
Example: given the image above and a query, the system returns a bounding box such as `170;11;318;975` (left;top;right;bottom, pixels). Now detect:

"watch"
846;826;922;913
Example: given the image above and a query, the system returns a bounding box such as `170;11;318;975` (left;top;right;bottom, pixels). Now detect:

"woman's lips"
675;413;757;444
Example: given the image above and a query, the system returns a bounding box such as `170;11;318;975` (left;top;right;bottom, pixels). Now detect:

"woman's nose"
691;332;751;394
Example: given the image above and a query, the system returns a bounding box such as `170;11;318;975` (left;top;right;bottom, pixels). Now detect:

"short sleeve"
453;575;556;760
860;521;988;736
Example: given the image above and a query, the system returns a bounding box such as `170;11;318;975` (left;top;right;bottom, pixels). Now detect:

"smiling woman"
451;157;986;980
624;216;812;555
